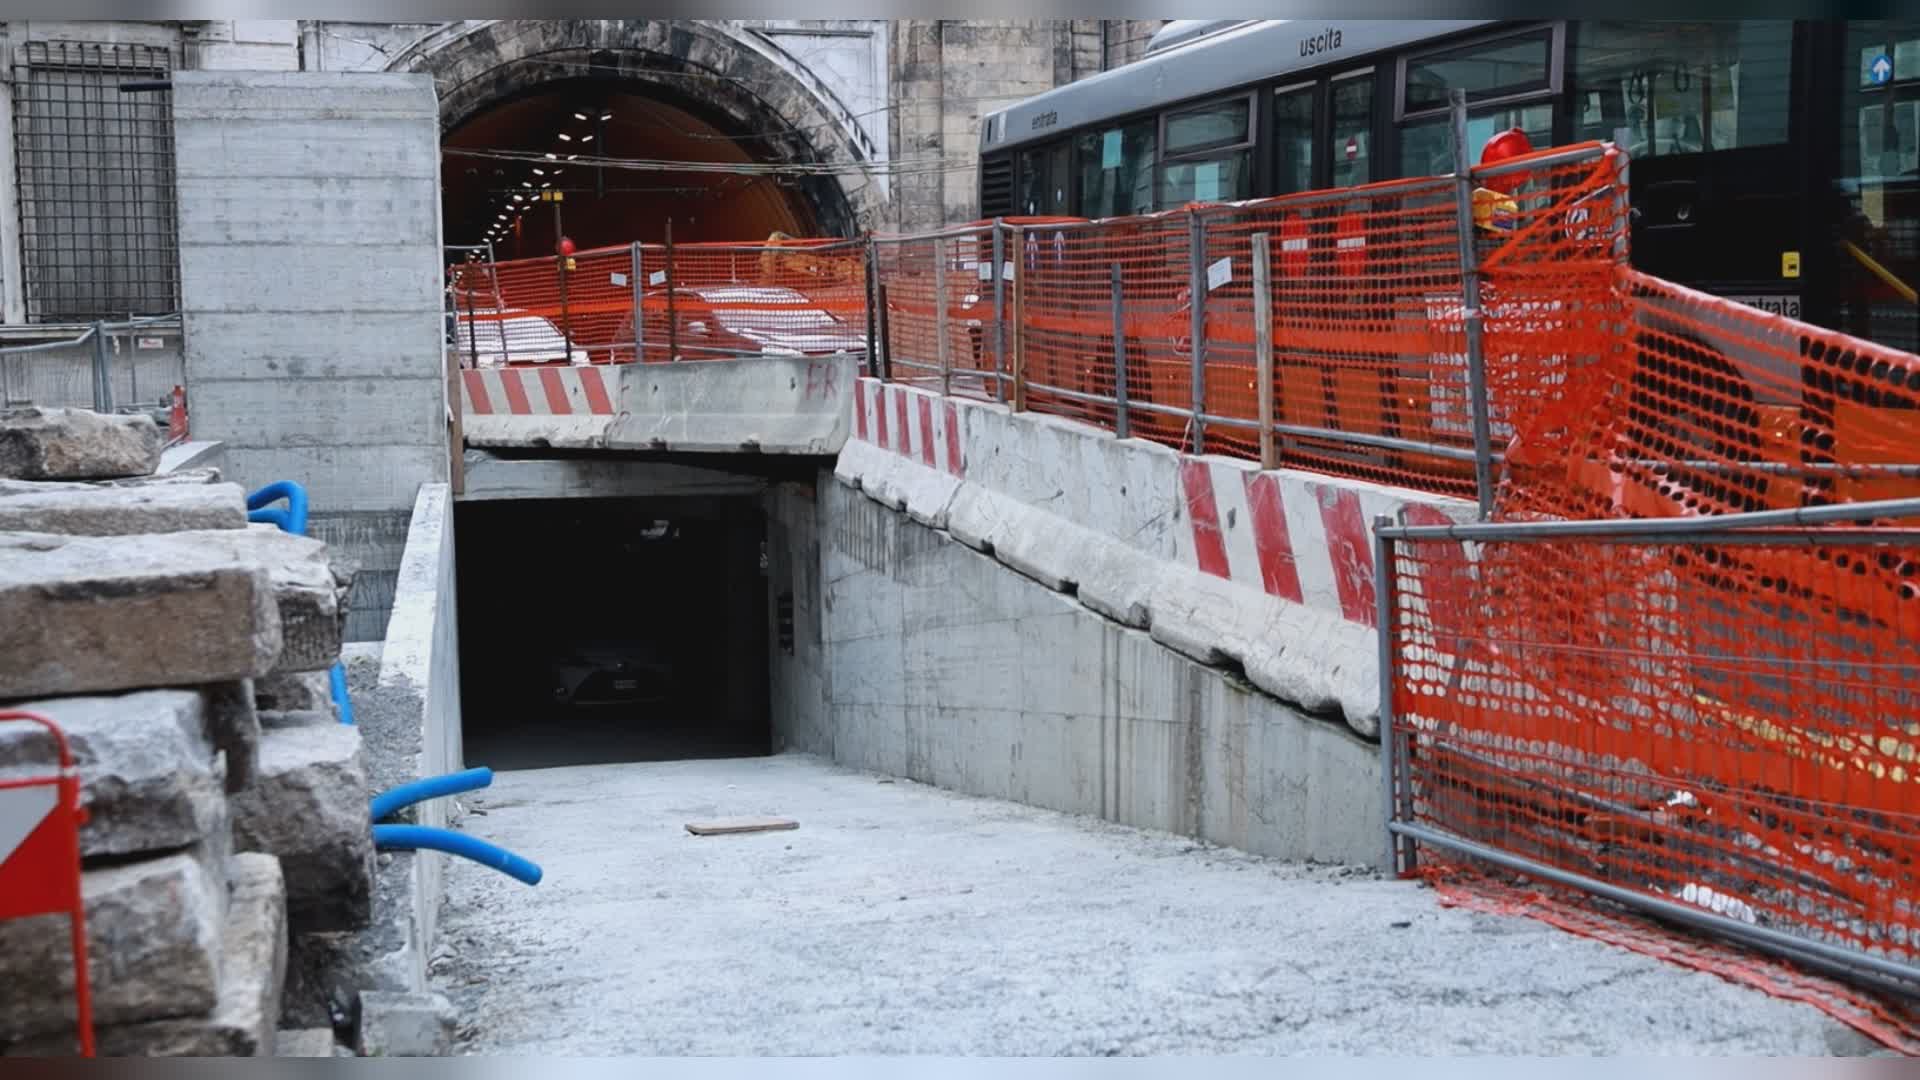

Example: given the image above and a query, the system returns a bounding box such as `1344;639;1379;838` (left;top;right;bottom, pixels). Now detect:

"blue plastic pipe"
246;480;352;727
369;767;495;823
373;824;542;885
329;664;355;727
245;480;309;536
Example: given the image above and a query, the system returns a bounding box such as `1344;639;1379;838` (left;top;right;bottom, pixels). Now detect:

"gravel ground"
432;753;1880;1056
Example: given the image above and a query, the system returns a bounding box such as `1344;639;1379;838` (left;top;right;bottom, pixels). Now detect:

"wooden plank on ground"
685;816;799;836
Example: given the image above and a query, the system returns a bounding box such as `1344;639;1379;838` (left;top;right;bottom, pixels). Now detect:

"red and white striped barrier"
853;379;964;478
1173;458;1467;629
460;365;617;420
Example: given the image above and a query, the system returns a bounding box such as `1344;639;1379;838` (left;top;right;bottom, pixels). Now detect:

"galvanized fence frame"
1372;495;1920;996
0;313;181;416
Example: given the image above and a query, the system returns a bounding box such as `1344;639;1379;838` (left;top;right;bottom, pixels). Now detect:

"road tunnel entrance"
455;494;771;770
416;21;883;255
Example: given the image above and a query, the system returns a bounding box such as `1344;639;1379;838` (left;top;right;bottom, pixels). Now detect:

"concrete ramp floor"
430;755;1879;1055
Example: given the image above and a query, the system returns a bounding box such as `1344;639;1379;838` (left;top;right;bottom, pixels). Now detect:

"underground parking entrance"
454;492;773;770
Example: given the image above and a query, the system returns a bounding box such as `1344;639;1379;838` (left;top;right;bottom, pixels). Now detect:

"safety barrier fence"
447;235;869;369
1375;499;1920;995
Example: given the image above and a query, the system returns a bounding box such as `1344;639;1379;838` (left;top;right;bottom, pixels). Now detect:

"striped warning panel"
1175;456;1473;628
461;365;617;418
851;377;963;478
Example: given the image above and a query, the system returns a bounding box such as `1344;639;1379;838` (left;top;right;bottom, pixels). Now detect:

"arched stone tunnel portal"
402;21;884;256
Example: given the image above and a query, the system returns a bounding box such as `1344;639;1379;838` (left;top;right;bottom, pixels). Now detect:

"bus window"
1158;95;1253;206
1016;141;1072;216
1571;22;1791;157
1330;73;1373;188
1076;119;1157;219
1273;84;1315;194
1836;21;1920;353
1398;104;1552;179
1403;29;1553;114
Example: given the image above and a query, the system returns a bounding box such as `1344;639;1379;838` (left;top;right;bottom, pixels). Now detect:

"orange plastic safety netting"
447;238;868;367
871;229;1000;400
1495;267;1920;522
1384;523;1920;987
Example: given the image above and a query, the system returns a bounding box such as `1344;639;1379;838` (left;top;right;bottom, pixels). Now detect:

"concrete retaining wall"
459;353;857;456
837;377;1474;738
173;71;450;640
770;476;1385;867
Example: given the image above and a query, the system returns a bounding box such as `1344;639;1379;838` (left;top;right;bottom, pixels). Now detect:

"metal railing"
0;314;182;419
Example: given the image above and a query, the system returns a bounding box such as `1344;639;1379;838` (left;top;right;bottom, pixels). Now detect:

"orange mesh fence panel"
871;235;944;392
450;240;868;368
1494;267;1920;522
1197;177;1474;493
639;240;868;364
872;231;1000;400
1385;523;1920;983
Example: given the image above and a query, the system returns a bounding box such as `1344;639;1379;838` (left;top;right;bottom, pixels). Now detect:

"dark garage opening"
455;495;771;771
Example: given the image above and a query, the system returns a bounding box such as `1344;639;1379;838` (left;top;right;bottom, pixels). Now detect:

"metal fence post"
1110;262;1130;440
462;271;481;369
89;321;112;414
933;235;950;396
1010;225;1027;413
1449;88;1495;519
864;237;880;378
1372;514;1414;876
1252;232;1276;470
629;241;645;362
665;219;680;363
991;220;1007;402
1187;211;1207;454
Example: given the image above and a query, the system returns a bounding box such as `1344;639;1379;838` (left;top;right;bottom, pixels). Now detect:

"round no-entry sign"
1345;136;1359;160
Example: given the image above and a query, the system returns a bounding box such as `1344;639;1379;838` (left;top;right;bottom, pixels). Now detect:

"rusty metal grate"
12;40;179;323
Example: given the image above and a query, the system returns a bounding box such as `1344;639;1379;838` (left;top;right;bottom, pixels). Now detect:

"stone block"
0;406;162;480
231;719;373;932
0;848;224;1041
355;991;454;1057
255;670;334;715
5;853;289;1057
183;525;356;675
203;680;261;794
0;690;222;858
0;482;248;536
275;1028;339;1057
0;531;282;699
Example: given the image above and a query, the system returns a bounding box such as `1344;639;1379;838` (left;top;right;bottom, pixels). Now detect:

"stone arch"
391;20;885;240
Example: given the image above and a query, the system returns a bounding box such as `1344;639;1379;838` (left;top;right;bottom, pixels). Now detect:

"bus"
976;19;1920;357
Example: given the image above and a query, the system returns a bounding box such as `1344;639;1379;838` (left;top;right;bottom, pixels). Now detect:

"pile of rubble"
0;407;372;1057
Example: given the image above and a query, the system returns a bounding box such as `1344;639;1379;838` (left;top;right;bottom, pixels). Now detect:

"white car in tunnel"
449;306;590;366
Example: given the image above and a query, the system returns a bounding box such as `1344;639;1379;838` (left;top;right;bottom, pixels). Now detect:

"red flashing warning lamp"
556;236;576;257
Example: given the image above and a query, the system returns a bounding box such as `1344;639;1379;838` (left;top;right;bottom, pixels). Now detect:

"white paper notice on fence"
1194;161;1222;201
610;271;628;287
1002;260;1015;281
977;261;993;281
1101;129;1122;169
136;337;163;350
648;270;667;286
1206;256;1232;292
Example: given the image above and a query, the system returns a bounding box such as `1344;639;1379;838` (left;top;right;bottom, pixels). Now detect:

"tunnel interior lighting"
558;133;573;142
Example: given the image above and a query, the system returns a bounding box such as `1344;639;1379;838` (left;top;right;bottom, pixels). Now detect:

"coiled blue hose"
373;824;543;885
246;480;351;726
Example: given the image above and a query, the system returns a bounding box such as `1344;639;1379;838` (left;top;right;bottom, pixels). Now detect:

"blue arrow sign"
1870;53;1893;85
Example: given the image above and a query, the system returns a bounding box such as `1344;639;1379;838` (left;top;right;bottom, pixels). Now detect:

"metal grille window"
12;41;179;323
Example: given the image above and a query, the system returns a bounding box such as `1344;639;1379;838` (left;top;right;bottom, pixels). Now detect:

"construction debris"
685;816;800;836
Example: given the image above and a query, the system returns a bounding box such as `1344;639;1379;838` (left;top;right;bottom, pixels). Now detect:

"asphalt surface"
432;753;1881;1055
